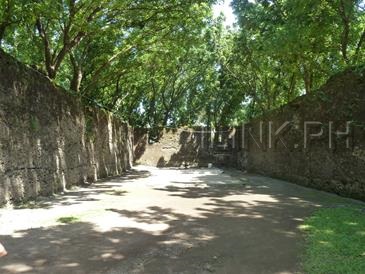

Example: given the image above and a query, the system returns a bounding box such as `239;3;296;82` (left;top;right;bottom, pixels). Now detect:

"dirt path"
0;166;360;274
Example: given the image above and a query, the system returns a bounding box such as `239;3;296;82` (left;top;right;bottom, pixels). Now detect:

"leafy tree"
2;0;365;128
230;0;365;117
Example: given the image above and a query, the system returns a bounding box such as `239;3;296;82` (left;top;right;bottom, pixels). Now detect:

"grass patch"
57;216;80;224
300;206;365;274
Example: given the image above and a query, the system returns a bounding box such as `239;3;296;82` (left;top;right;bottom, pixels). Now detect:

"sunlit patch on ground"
0;166;362;274
300;207;365;274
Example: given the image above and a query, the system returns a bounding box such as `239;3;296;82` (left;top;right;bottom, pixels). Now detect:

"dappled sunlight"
2;263;33;273
10;232;27;239
57;262;80;267
318;240;331;246
100;253;125;260
162;230;217;246
138;166;243;186
300;207;365;273
1;0;365;272
344;221;358;226
357;231;365;236
219;193;279;204
1;166;362;273
91;213;170;235
323;229;335;235
1;222;137;273
272;229;298;238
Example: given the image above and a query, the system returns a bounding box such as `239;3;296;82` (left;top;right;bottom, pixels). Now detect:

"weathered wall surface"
0;51;133;205
134;128;211;167
134;68;365;200
235;68;365;200
134;127;237;167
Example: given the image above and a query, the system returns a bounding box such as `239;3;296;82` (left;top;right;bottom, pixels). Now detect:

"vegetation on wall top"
1;0;364;128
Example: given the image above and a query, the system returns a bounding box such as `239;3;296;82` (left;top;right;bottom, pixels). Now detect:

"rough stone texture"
134;127;239;167
234;68;365;201
134;128;211;167
134;68;365;200
0;50;133;205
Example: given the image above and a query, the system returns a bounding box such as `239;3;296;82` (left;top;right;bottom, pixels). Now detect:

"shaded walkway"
0;167;361;274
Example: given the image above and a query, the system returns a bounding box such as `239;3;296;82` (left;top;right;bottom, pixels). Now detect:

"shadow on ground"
1;167;361;274
13;169;151;210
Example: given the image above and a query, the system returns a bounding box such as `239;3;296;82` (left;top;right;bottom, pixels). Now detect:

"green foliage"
1;0;226;127
300;206;365;274
1;0;364;127
57;216;80;224
230;0;365;118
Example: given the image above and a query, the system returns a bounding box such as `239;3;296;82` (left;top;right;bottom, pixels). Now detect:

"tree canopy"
1;0;365;127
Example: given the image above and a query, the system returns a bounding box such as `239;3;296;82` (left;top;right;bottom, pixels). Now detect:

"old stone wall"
134;68;365;200
133;127;238;167
234;68;365;200
134;128;211;167
0;51;133;205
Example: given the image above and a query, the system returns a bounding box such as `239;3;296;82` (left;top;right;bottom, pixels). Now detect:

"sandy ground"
0;166;361;274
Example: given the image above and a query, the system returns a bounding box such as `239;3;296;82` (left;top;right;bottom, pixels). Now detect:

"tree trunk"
70;53;83;92
287;73;296;101
339;0;351;64
70;65;83;92
163;109;171;127
303;66;313;94
0;24;6;46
